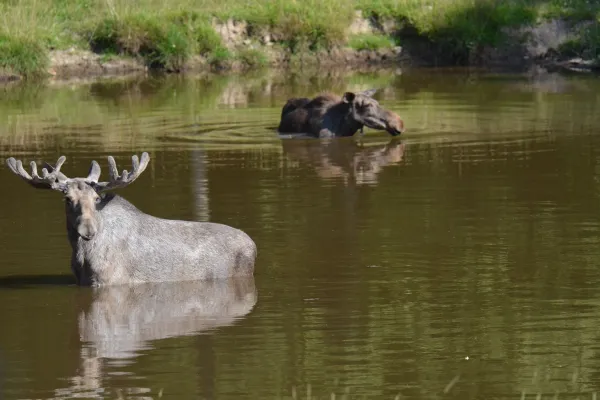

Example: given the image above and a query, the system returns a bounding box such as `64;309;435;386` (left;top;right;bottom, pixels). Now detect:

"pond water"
1;67;600;400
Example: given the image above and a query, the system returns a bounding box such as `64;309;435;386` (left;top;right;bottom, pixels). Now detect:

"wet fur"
7;153;258;287
279;93;357;137
68;193;257;287
277;91;403;138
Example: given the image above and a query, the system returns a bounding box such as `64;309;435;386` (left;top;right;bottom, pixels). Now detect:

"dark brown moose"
5;153;257;287
277;89;405;138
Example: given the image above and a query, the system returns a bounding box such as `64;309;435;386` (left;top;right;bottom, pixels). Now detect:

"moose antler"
5;156;70;191
89;152;150;192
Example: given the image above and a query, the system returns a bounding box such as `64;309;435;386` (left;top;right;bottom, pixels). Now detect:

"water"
1;68;600;399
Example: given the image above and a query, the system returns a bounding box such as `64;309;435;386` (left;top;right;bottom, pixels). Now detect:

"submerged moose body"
5;153;257;287
277;89;405;138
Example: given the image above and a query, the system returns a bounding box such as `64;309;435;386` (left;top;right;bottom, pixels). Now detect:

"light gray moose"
5;152;257;287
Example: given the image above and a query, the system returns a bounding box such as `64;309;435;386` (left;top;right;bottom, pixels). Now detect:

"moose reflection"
282;138;405;186
53;277;257;399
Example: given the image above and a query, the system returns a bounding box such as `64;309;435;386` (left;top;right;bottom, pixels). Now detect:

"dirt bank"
4;13;599;82
45;45;408;80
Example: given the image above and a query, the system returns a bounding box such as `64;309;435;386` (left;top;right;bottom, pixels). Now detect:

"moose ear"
342;92;356;103
360;89;377;97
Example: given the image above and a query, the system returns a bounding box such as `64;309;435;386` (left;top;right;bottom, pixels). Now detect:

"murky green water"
1;68;600;399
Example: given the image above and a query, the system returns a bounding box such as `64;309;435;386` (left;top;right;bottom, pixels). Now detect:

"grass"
357;0;537;62
211;0;355;52
348;34;396;51
559;19;600;60
87;14;192;70
235;48;268;68
209;46;234;69
545;1;600;62
0;0;599;77
0;0;356;76
429;1;536;62
542;0;600;20
0;34;48;77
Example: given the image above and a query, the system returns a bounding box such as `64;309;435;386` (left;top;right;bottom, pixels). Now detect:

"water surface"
1;68;600;399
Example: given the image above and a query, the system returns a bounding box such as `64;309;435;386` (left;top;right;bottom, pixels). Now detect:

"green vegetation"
0;0;599;77
87;15;190;70
0;0;356;76
357;0;537;62
558;16;600;60
235;48;268;68
542;0;600;62
0;34;48;77
542;0;600;20
208;46;234;69
348;34;396;51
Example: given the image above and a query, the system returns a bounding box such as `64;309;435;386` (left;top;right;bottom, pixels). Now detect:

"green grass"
211;0;355;52
0;34;48;77
236;48;268;68
542;1;600;63
542;0;600;20
348;34;396;51
559;19;600;60
209;46;234;69
0;0;599;76
357;0;536;62
430;1;536;62
87;14;192;70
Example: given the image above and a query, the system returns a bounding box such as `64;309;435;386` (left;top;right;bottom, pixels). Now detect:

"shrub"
236;48;268;67
349;33;396;51
87;14;192;70
0;33;49;77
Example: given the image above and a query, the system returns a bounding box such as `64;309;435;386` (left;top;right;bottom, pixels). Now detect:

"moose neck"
65;192;144;286
330;102;363;137
342;116;363;137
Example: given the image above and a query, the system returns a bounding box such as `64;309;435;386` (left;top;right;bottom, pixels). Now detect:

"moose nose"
77;223;97;241
387;115;405;136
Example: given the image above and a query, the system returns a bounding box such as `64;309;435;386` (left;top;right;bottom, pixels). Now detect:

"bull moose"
5;153;257;287
277;89;405;138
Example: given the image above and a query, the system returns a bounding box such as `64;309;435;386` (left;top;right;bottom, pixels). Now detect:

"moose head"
6;153;150;241
342;89;405;137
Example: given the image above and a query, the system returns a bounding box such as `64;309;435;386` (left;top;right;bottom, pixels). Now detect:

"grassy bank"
1;0;599;77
